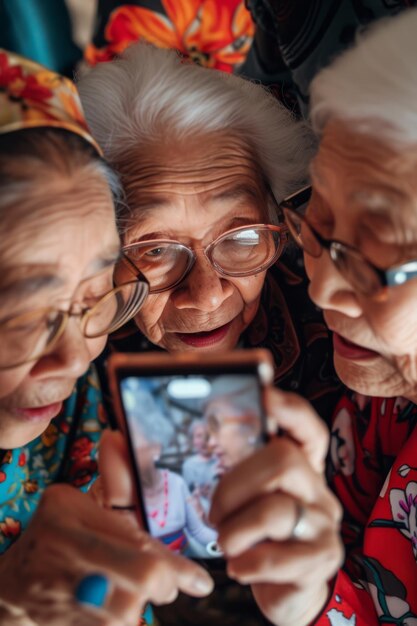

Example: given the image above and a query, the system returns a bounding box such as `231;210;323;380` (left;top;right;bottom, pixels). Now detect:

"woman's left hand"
209;388;344;626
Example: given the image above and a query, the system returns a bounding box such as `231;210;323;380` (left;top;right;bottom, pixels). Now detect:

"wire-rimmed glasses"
0;279;149;369
280;185;417;296
120;223;289;294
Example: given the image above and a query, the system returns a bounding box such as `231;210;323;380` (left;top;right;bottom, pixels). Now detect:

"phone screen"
117;369;265;560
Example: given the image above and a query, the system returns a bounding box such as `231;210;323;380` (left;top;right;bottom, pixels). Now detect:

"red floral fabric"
317;393;417;624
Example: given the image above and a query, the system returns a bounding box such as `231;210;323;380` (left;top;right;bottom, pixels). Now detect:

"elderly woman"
0;50;215;625
78;44;344;626
212;9;417;626
79;43;341;424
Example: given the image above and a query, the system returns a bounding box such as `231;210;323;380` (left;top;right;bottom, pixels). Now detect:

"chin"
0;420;52;450
334;352;412;398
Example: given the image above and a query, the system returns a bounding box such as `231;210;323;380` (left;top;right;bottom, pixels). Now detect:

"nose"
171;255;234;311
306;251;363;318
32;317;99;380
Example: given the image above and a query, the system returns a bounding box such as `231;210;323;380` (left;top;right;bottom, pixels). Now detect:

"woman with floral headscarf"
0;50;215;625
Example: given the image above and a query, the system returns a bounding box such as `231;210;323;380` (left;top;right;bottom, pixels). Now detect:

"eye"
146;247;166;257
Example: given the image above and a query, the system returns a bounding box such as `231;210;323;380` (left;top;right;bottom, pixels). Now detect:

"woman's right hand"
0;482;214;626
210;388;344;626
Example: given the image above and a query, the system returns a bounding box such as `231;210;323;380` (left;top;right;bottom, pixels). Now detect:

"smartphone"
108;349;274;566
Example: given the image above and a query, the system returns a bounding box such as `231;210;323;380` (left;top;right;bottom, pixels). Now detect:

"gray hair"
310;9;417;147
78;42;314;222
0;129;121;215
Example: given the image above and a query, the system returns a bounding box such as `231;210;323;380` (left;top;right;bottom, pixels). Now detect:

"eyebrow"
0;245;121;300
0;274;63;300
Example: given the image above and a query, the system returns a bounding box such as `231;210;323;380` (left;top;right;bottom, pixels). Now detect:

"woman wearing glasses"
79;43;341;429
214;10;417;626
78;43;343;626
0;51;215;625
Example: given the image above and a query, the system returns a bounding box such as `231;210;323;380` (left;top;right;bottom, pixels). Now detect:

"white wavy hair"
78;42;314;221
310;8;417;147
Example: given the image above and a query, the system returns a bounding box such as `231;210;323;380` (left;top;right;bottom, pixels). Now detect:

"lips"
333;333;380;361
175;321;232;348
14;401;63;423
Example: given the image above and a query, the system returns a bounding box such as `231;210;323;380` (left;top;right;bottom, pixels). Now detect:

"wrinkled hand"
0;431;213;626
210;388;343;626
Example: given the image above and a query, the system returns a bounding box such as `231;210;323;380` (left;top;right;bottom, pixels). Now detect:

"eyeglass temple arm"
120;252;148;283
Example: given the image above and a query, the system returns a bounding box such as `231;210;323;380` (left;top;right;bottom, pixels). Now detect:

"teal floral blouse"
0;365;106;553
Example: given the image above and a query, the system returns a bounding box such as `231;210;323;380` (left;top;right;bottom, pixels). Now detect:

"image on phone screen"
119;372;265;559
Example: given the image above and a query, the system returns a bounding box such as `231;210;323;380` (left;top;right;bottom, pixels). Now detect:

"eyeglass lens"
122;227;282;292
284;209;383;295
0;280;149;369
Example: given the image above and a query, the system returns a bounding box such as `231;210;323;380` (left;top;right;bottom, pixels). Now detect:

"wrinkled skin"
117;135;271;352
0;173;119;448
305;120;417;401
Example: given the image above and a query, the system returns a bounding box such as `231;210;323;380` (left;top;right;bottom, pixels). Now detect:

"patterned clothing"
239;0;417;115
85;0;254;73
319;393;417;625
0;366;105;553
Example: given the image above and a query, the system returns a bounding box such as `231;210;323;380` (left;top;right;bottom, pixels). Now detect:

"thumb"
99;429;137;508
265;387;329;473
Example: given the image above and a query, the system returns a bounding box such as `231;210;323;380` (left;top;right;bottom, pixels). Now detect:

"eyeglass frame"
120;223;289;294
0;277;150;370
279;185;417;293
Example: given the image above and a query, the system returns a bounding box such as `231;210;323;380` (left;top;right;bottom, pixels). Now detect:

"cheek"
0;366;32;399
88;336;108;362
365;291;417;356
233;273;265;304
134;294;170;341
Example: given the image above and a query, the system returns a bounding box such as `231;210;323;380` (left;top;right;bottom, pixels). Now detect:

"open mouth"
175;321;233;347
333;333;380;361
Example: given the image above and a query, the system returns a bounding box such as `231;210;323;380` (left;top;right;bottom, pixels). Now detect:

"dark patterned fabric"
239;0;417;114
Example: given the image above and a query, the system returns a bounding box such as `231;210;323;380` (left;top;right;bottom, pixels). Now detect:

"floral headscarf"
0;49;101;154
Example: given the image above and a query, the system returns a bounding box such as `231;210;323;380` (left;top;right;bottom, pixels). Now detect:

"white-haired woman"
78;43;341;425
212;9;417;626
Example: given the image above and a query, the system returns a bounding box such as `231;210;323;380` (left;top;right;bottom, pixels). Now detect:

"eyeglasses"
120;224;288;293
280;186;417;297
0;279;149;369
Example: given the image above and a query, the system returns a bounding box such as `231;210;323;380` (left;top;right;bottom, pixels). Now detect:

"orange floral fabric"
0;49;101;154
85;0;254;72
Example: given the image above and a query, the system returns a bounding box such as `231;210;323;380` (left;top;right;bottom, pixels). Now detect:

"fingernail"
192;573;214;594
75;573;109;607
